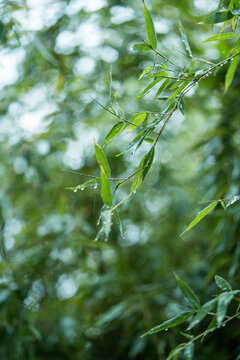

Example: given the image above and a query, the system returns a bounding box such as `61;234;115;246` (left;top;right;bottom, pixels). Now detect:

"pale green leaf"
103;122;124;146
141;311;194;337
180;201;218;236
143;0;157;49
216;290;239;324
133;43;152;51
66;178;100;192
179;21;192;57
175;273;201;310
215;275;232;291
100;166;113;207
94;141;111;177
134;77;162;101
138;66;153;80
184;342;194;360
101;208;112;238
225;55;240;92
128;113;147;132
204;32;238;42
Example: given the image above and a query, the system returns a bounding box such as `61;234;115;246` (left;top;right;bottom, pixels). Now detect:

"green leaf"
215;275;232;291
175;274;201;310
184;342;194;360
187;298;218;330
133;43;152;51
138;66;153;80
101;208;112;238
179;21;192;57
142;0;157;49
141;311;194;337
114;210;124;238
179;97;185;115
180;201;218;236
225;55;239;92
216;290;239;324
66;178;100;192
100;166;113;207
134;77;163;101
203;11;234;24
131;147;155;193
204;32;238;42
236;353;240;360
94;141;111;177
166;344;185;360
103;122;124;146
128;113;147;132
154;78;171;100
168;81;189;101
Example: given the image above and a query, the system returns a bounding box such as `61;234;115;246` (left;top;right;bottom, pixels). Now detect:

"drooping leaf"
175;273;201;310
138;66;153;80
179;97;185;114
204;32;238;42
168;81;189;101
100;208;112;239
141;311;194;337
216;290;239;324
154;78;171;100
180;201;218;236
142;0;157;49
134;77;163;101
187;298;218;330
66;177;100;192
166;344;185;360
103;122;124;146
100;166;113;207
133;43;152;51
131;147;155;193
179;21;192;57
225;55;240;92
94;141;111;177
203;11;234;24
215;275;232;291
184;342;194;360
114;210;124;238
128;113;147;132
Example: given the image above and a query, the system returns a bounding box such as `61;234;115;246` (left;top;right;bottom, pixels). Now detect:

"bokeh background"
0;0;240;359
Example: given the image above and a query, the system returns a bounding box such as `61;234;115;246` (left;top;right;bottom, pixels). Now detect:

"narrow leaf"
134;77;162;101
168;81;188;101
154;78;171;100
100;166;113;207
138;66;153;80
203;11;234;24
225;55;239;92
131;147;155;193
166;344;185;360
94;141;111;177
141;311;194;337
66;178;100;191
188;298;218;330
133;43;152;51
103;122;124;146
175;274;201;310
215;275;232;291
101;208;112;238
143;0;157;49
179;21;192;57
180;201;218;236
216;290;239;324
204;32;238;42
128;113;147;132
184;342;194;360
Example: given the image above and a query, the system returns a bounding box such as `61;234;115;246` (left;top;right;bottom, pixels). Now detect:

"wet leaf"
142;0;157;49
100;166;113;207
175;273;201;310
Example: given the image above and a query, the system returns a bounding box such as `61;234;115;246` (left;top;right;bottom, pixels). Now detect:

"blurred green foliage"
0;0;239;359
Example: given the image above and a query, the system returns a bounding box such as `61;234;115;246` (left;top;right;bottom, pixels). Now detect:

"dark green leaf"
216;290;239;324
141;311;194;337
94;141;111;177
142;0;157;49
187;298;218;330
215;275;232;291
166;344;185;360
133;43;152;51
179;97;185;114
131;147;155;193
179;21;192;57
100;166;113;207
180;201;218;236
225;55;240;92
175;273;201;310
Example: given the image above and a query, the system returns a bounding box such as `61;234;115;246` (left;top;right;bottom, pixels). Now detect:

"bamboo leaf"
184;342;194;360
133;43;152;51
166;344;185;360
225;55;239;92
216;290;239;324
138;66;153;80
100;166;113;207
101;208;112;238
175;274;201;310
94;141;111;177
142;0;157;49
141;311;194;337
203;11;234;24
66;178;100;192
187;298;218;330
179;21;192;57
180;201;218;236
134;78;163;101
128;113;147;132
168;81;188;101
131;147;155;193
215;275;232;291
103;122;124;146
204;32;238;42
154;78;171;100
